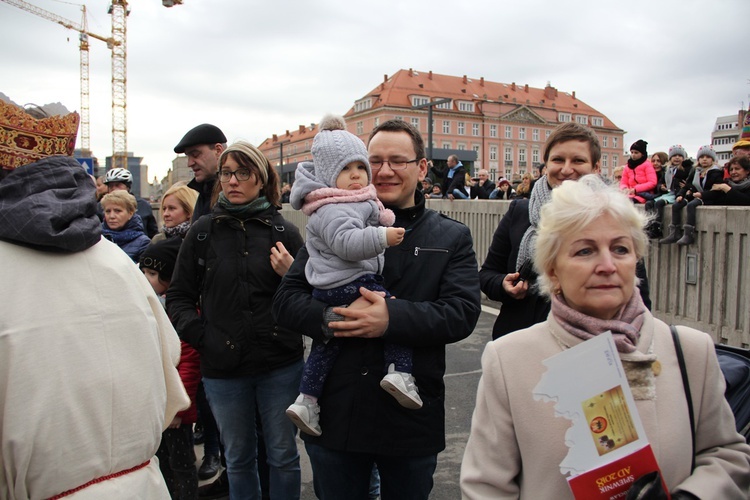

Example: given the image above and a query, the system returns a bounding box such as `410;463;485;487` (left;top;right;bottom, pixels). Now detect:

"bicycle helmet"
104;167;133;187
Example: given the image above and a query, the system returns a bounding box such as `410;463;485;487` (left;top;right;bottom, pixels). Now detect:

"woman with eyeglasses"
167;141;305;499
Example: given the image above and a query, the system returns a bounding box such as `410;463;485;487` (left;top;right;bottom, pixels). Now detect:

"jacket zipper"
414;247;449;256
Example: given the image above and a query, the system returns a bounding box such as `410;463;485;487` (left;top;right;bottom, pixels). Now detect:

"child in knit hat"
660;145;723;246
644;145;691;238
620;139;657;203
286;115;420;437
140;238;201;497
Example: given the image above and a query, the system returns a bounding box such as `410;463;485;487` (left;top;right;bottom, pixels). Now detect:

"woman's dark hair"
728;155;750;172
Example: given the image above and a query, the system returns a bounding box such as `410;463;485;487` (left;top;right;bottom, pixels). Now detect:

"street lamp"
412;98;451;161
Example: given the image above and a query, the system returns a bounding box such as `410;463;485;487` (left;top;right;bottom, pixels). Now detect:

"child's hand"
386;227;405;247
168;416;182;429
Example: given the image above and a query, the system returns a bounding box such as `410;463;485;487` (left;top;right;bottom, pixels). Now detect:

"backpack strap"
270;211;287;246
192;216;213;290
670;324;696;472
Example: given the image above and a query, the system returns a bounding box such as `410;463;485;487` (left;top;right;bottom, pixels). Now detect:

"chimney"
524;84;529;93
409;68;414;77
272;134;278;142
429;70;433;80
463;75;468;84
299;125;305;134
381;74;387;90
286;130;290;137
480;77;484;87
544;83;557;100
511;82;516;91
572;91;576;99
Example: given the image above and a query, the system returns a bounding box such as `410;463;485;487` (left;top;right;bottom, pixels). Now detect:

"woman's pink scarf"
550;291;647;353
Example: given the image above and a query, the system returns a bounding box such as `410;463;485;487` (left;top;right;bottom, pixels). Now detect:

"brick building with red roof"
259;69;624;182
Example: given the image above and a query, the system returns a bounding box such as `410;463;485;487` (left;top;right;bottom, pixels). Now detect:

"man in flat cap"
174;124;227;221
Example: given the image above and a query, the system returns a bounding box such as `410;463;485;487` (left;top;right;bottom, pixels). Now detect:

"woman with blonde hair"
514;172;533;198
101;190;151;262
461;175;750;499
153;182;199;242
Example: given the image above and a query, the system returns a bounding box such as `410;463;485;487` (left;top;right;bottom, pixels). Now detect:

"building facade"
259;69;625;181
711;110;746;164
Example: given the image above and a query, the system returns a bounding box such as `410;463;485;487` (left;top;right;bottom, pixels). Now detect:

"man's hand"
386;227;405;247
270;241;294;276
502;272;529;300
329;288;390;338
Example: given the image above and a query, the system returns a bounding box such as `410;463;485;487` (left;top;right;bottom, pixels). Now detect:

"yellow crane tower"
1;0;129;169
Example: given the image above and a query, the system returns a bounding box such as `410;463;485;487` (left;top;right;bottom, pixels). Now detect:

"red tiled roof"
344;68;621;131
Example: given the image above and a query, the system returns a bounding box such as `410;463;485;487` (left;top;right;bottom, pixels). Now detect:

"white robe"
0;238;189;499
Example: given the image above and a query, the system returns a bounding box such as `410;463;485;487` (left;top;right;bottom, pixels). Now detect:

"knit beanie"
668;144;687;159
696;145;717;162
630;139;648;156
311;115;370;188
139;237;182;282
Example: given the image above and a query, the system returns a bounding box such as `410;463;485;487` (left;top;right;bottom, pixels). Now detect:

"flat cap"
174;124;227;154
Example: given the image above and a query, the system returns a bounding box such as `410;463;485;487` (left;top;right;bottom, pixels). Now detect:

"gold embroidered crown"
0;100;80;170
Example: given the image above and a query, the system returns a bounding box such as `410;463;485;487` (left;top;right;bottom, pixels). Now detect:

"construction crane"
1;0;129;169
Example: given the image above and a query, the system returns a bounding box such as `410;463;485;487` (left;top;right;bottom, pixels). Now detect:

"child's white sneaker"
286;395;322;436
380;364;423;409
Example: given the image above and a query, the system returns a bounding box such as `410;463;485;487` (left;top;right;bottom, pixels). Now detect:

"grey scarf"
516;175;553;271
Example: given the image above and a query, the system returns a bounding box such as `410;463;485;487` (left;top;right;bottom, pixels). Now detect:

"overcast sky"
1;0;748;181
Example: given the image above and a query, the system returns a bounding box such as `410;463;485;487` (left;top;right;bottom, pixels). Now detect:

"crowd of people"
2;96;749;500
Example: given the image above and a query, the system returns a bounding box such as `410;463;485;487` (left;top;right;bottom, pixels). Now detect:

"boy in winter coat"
620;139;657;203
286;115;420;437
141;238;201;499
660;145;724;245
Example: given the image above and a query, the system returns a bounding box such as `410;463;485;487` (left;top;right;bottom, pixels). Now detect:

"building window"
532;129;539;141
519;148;527;167
519;127;526;140
575;115;588;125
490;124;498;138
592;117;604;127
458;101;474;112
505;168;512;177
613;154;619;166
458;143;466;150
545;130;551;140
602;154;608;168
435;99;452;110
505;126;512;139
443;120;451;134
411;117;420;130
394;115;403;121
412;96;429;107
532;149;539;164
458;122;465;135
472;144;480;156
602;136;608;148
443;142;451;149
504;147;512;166
374;117;380;127
558;113;571;123
354;98;372;113
613;137;618;148
490;146;497;161
472;123;480;136
356;121;363;135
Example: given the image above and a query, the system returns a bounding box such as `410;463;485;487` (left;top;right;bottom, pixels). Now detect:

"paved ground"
195;303;499;499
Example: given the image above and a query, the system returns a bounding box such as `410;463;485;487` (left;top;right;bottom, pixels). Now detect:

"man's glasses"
370;159;419;171
219;168;252;183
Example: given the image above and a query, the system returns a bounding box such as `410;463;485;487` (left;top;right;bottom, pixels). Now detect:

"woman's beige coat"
461;312;750;499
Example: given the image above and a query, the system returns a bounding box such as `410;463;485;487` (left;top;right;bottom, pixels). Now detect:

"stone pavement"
193;303;499;499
